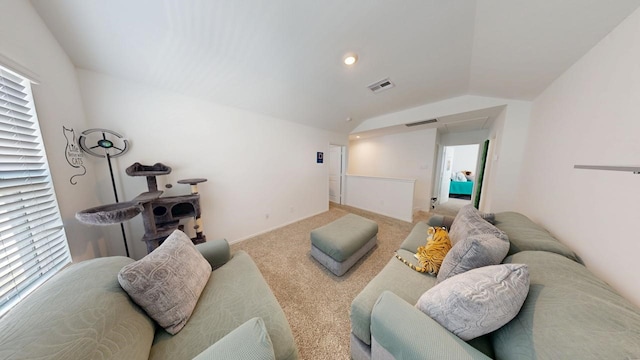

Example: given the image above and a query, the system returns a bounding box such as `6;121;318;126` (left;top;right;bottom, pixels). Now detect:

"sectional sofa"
0;234;298;360
350;206;640;359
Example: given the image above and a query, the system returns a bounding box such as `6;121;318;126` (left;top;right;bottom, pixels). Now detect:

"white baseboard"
228;210;327;245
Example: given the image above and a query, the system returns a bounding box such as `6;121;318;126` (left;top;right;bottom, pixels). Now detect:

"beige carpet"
230;204;432;359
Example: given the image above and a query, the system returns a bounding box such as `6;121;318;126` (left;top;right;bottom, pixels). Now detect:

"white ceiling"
31;0;640;134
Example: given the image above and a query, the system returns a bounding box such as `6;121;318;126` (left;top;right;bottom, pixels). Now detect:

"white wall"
348;128;437;212
344;175;415;222
517;7;640;307
440;129;490;147
478;109;506;211
0;1;108;261
450;144;479;174
353;95;524;134
77;70;347;259
352;96;532;213
485;102;531;212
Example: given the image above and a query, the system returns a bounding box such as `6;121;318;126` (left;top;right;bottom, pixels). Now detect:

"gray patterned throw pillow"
416;263;530;341
448;204;507;245
437;233;510;283
438;204;510;282
118;230;212;334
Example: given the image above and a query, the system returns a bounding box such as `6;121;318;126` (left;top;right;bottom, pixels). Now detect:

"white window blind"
0;65;71;317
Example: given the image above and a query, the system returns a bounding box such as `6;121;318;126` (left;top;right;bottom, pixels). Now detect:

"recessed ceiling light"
356;136;360;139
346;117;352;122
344;54;358;65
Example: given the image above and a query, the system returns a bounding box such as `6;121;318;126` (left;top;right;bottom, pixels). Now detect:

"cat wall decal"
63;126;86;185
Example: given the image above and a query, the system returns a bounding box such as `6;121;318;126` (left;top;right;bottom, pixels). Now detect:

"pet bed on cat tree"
75;201;144;225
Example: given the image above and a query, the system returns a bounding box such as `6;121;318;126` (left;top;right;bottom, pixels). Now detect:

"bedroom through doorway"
434;144;479;214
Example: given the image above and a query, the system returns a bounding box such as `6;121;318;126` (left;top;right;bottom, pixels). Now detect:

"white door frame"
432;144;444;208
433;143;483;207
329;144;346;205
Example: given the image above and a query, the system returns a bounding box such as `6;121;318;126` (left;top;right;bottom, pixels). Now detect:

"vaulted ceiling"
31;0;640;133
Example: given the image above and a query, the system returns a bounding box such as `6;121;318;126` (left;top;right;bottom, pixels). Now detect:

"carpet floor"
230;204;433;359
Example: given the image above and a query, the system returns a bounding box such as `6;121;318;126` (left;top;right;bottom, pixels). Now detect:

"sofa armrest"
195;239;231;270
427;214;455;230
371;291;490;360
192;317;275;360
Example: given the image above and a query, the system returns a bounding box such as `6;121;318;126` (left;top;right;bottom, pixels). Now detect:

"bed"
449;179;473;196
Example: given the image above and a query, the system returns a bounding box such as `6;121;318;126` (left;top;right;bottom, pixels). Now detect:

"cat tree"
76;162;208;254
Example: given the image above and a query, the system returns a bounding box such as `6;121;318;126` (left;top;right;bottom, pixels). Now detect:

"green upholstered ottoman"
310;213;378;276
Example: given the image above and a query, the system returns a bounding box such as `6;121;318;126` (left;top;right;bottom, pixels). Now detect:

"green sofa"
350;211;640;359
0;240;298;360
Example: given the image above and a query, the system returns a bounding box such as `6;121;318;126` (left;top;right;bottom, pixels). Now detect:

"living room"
1;1;640;359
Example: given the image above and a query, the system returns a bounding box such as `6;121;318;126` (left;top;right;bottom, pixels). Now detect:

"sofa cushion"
149;251;298;360
480;212;495;224
448;205;508;245
195;239;232;269
417;264;530;341
493;212;581;263
0;257;155;360
118;230;212;334
371;291;493;360
399;221;431;252
350;249;438;346
437;233;509;283
494;251;640;359
192;318;275;360
395;227;451;275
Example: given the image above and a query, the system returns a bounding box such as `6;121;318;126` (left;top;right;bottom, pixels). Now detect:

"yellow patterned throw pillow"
395;226;452;275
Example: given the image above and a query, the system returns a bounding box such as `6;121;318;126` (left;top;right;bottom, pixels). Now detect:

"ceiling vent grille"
367;78;395;93
405;118;438;127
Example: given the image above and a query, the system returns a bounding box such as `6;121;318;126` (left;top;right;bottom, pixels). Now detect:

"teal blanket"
450;180;473;195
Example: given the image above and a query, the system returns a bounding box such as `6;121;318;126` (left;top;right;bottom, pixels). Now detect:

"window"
0;65;71;317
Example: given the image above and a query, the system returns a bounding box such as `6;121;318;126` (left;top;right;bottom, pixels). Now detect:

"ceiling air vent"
405;118;438;127
367;78;395;93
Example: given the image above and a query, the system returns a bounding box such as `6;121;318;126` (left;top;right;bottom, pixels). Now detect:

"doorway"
329;145;345;205
433;143;480;214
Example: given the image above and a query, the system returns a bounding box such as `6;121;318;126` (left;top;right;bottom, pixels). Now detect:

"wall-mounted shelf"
574;165;640;174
